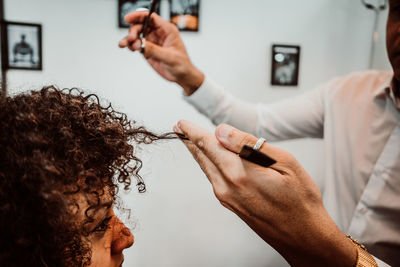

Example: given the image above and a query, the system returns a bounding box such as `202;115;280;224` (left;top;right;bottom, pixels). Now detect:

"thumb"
143;40;176;65
215;124;279;156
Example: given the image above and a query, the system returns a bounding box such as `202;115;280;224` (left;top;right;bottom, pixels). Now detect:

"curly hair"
0;86;178;266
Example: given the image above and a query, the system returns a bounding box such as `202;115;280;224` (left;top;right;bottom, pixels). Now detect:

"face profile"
386;0;400;83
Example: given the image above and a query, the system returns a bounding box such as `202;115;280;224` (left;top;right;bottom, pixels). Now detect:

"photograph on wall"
271;44;300;86
118;0;161;28
2;22;42;70
170;0;200;31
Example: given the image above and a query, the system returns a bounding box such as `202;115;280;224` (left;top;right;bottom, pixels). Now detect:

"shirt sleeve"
184;77;326;141
375;256;391;266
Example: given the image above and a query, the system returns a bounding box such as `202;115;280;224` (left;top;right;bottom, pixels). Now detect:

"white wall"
4;0;390;266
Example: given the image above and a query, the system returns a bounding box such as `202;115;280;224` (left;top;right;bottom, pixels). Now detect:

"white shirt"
184;70;400;266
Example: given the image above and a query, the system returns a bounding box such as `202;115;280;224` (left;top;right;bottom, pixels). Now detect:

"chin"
392;69;400;83
388;58;400;81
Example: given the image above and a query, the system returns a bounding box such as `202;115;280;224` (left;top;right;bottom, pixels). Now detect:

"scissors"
139;0;161;53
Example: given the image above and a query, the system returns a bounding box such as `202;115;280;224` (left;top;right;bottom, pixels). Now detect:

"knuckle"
174;64;188;77
282;151;297;165
232;173;248;187
225;166;248;187
195;137;207;150
214;186;231;203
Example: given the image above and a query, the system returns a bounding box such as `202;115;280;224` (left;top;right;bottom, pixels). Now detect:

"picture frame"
118;0;161;28
271;44;300;86
1;21;42;71
170;0;200;32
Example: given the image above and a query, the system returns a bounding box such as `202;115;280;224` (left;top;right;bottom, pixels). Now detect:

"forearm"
176;64;205;96
283;224;357;267
184;77;262;135
246;208;357;267
185;77;327;141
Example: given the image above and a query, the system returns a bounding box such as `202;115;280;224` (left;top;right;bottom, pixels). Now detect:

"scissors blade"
141;0;161;39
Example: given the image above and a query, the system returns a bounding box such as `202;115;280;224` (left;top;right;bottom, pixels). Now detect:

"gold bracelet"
346;235;377;267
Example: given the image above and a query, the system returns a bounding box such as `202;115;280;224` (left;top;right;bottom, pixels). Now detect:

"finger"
120;38;141;52
215;124;281;156
119;23;158;49
118;37;129;48
180;139;237;213
144;30;163;45
127;24;143;42
124;11;149;25
119;25;143;50
184;141;226;188
125;11;167;30
173;125;225;187
142;40;175;64
130;39;142;51
119;25;142;50
175;120;241;175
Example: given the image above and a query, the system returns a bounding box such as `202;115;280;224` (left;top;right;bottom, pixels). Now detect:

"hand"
118;11;204;95
173;121;357;267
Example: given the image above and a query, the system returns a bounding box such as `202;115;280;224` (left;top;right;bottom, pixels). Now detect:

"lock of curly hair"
0;86;178;266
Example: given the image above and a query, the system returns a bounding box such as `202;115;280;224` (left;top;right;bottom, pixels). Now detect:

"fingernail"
216;124;233;142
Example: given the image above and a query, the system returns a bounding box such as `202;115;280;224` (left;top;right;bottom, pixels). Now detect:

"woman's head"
0;86;174;266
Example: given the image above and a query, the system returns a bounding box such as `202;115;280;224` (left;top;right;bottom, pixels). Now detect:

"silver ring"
253;138;266;151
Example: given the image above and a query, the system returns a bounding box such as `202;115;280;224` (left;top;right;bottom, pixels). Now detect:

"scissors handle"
141;0;161;39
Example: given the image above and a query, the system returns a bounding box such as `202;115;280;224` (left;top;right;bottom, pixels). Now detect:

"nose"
111;217;134;254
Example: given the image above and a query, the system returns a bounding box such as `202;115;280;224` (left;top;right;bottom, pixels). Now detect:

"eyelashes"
91;216;113;234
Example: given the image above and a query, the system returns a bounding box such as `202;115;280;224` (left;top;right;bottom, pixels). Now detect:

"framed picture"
271;44;300;86
118;0;161;28
170;0;200;31
1;21;42;71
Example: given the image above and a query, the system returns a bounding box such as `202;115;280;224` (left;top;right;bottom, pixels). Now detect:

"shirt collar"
390;78;400;109
373;72;400;109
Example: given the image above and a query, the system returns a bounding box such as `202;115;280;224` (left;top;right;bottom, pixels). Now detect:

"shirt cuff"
183;77;227;118
374;256;391;267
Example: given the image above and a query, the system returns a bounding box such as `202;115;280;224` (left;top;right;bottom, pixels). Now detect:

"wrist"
309;216;357;267
309;224;357;267
178;66;204;96
320;232;358;267
346;235;378;267
282;211;357;267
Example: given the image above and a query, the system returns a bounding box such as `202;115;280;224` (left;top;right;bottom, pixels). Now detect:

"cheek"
88;232;114;266
387;13;400;41
386;17;400;68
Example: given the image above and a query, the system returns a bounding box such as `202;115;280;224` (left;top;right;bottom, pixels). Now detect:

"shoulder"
319;70;392;98
328;70;392;91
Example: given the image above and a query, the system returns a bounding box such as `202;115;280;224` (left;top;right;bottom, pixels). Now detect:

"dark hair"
0;86;177;266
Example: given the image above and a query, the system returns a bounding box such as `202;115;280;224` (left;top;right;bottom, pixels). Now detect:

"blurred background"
2;0;391;266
